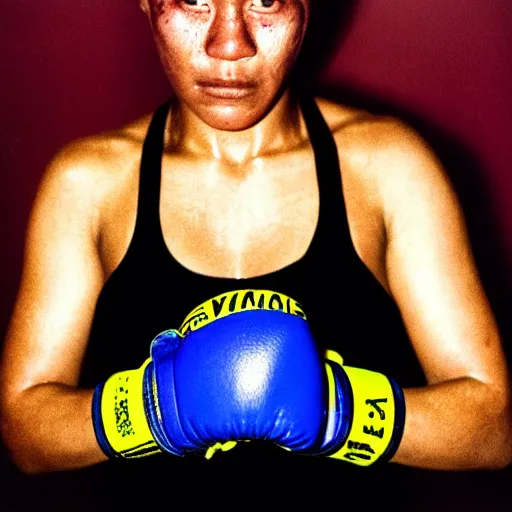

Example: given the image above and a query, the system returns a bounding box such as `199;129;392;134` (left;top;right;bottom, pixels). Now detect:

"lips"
196;79;257;99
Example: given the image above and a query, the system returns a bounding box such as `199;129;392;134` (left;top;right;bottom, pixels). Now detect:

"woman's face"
142;0;310;131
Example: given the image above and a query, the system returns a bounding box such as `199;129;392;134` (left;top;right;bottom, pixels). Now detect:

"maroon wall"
1;1;511;335
323;1;512;263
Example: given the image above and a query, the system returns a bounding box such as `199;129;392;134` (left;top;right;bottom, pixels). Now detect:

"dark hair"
291;1;358;92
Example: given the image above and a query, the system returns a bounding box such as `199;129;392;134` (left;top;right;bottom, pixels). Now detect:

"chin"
198;103;272;132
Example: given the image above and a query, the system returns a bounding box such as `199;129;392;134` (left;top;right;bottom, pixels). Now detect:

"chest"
99;151;387;285
160;153;321;277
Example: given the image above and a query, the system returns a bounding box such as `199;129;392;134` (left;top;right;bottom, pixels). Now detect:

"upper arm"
375;120;508;389
1;142;106;405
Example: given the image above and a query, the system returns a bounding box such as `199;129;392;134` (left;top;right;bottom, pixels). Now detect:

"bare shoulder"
313;97;455;290
35;113;154;227
315;96;435;165
315;96;448;210
42;113;152;192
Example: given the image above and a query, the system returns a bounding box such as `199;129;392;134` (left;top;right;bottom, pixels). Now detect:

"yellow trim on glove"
204;441;238;460
101;359;161;458
179;289;306;335
326;351;397;467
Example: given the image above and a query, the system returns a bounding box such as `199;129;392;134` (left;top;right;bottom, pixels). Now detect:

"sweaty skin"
146;0;309;131
0;0;511;473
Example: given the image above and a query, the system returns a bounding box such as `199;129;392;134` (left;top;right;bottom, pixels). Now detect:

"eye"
182;0;210;12
251;0;280;13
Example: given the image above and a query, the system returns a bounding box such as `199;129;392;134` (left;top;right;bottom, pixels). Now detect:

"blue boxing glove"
92;289;328;459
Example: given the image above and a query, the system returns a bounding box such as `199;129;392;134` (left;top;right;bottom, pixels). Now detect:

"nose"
205;5;257;61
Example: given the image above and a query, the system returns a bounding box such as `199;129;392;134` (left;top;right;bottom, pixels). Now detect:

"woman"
1;0;510;509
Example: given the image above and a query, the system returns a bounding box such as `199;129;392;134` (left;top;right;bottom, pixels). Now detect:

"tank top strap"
298;96;353;264
130;99;171;253
128;96;352;270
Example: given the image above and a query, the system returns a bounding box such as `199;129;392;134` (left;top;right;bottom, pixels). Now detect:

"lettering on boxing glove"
317;350;406;466
179;289;306;335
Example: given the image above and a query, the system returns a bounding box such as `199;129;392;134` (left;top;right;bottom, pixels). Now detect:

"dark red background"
1;0;511;505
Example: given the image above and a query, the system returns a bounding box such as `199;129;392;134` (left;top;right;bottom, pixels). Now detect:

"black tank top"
81;96;423;388
14;98;428;511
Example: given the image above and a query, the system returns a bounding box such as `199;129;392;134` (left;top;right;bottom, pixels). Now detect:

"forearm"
1;384;107;473
391;377;512;470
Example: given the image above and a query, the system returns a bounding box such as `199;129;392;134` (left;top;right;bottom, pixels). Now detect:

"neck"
167;90;305;165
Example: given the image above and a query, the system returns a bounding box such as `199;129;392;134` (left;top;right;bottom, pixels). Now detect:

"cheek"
153;12;208;74
255;22;305;76
258;24;302;55
253;2;308;67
